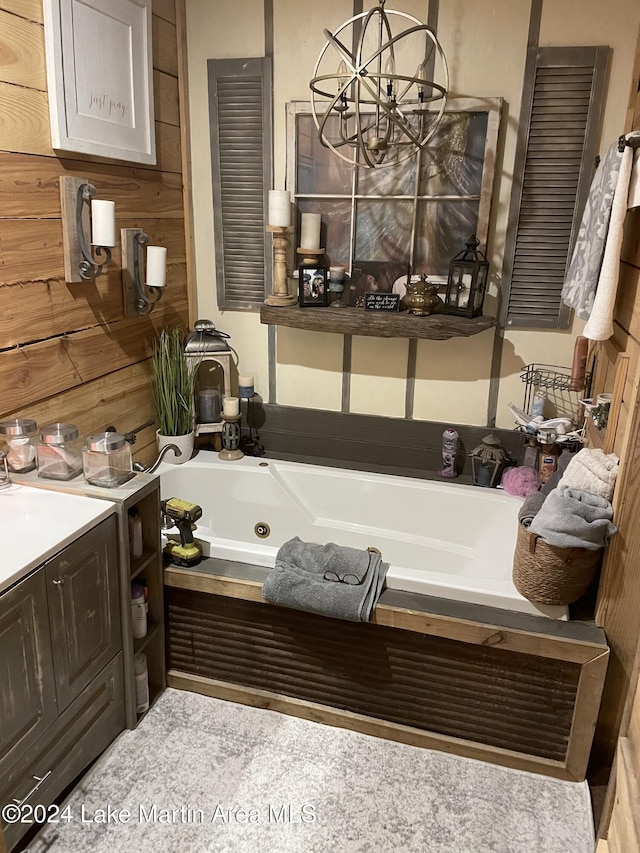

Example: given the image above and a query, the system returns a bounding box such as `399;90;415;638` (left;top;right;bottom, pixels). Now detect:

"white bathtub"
159;455;567;619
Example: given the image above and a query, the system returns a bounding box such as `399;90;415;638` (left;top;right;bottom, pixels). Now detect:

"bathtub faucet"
132;443;182;474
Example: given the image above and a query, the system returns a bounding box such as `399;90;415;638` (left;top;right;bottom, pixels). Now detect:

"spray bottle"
440;428;459;478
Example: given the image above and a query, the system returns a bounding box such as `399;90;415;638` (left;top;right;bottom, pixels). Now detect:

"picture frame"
298;266;328;307
42;0;156;165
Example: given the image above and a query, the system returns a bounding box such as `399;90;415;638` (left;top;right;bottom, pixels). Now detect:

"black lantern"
444;235;489;318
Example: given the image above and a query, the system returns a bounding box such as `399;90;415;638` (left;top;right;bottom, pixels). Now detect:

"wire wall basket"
520;363;591;422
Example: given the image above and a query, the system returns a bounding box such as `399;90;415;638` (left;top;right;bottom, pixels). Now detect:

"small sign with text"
364;293;400;311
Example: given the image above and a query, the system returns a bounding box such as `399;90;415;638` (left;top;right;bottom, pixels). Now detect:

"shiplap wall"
0;0;190;465
590;24;640;765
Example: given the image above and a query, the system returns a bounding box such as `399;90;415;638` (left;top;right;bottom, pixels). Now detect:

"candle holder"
265;225;297;306
239;394;266;457
328;266;347;308
218;413;244;461
297;247;326;267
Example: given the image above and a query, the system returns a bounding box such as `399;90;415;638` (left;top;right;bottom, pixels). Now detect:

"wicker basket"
512;522;602;606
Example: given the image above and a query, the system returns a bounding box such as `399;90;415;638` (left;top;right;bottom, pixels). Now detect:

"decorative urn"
404;276;443;316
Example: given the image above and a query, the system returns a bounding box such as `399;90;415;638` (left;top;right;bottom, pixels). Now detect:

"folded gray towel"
529;487;617;550
262;537;389;622
518;491;546;528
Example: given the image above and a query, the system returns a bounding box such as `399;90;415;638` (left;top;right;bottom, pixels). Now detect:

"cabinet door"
46;515;120;712
0;570;57;780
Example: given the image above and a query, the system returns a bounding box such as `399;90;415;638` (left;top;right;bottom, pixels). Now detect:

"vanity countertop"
0;482;116;594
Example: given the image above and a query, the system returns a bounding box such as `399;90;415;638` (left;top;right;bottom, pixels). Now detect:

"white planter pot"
156;430;194;465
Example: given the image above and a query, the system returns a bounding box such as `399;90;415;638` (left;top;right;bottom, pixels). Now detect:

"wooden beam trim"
164;567;606;663
175;0;197;327
167;669;572;780
565;650;610;781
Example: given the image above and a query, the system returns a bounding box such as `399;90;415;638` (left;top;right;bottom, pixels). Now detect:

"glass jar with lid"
82;431;134;488
0;418;38;472
37;423;83;480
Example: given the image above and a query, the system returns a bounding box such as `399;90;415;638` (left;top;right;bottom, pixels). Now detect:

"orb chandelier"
309;0;449;169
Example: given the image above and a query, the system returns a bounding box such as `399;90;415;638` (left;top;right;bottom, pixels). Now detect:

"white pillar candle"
146;245;167;286
300;213;321;249
90;199;116;247
238;374;255;398
223;396;239;417
268;190;291;227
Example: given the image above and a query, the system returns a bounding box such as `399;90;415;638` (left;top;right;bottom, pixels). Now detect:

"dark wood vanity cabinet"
0;515;124;852
45;520;121;711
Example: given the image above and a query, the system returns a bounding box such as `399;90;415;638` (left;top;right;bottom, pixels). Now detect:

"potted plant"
152;327;198;464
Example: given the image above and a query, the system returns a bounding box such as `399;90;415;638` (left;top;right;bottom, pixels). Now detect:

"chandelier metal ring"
310;5;449;169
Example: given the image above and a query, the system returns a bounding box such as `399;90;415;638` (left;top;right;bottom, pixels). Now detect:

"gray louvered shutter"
208;58;272;309
503;46;609;329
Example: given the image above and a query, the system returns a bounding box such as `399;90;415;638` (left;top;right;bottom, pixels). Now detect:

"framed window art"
287;98;501;306
43;0;156;165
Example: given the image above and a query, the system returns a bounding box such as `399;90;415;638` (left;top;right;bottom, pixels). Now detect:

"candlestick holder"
297;247;326;266
239;394;266;457
328;266;348;308
265;225;297;306
218;413;244;461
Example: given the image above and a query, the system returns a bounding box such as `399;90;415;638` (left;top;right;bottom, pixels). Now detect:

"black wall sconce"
60;175;116;282
121;228;167;316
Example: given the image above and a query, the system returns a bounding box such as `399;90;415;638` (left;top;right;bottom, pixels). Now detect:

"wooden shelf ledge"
260;304;497;341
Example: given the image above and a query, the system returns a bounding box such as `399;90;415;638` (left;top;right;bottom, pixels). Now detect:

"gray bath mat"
28;687;594;853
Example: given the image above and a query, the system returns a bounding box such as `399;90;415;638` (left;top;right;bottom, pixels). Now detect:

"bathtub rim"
158;453;569;619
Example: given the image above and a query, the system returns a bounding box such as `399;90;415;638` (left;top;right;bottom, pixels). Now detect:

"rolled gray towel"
529;487;617;550
262;537;389;622
518;491;546;528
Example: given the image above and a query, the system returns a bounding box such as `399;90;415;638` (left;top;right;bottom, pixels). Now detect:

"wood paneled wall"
0;0;191;464
591;23;640;765
596;646;640;851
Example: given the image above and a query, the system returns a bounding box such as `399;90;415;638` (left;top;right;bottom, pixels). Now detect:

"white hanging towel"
561;131;640;341
582;137;635;340
628;148;640;210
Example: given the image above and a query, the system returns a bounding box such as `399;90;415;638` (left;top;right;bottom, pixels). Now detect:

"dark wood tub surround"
165;559;609;782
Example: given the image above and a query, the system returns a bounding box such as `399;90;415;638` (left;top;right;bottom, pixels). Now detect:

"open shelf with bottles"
125;485;165;725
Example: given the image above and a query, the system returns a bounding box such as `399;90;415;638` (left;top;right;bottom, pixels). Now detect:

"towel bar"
617;134;640;152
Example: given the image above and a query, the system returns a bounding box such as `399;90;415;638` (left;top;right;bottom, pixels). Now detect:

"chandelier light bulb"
416;60;427;101
337;60;349;91
384;54;396;99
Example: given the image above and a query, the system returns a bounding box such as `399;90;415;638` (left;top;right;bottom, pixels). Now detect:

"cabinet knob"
52;578;64;586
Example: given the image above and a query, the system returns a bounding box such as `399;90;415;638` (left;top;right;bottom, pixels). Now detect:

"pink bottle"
440;428;459;478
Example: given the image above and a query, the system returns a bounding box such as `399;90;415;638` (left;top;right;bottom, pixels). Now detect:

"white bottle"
131;583;147;639
134;653;149;714
531;391;546;418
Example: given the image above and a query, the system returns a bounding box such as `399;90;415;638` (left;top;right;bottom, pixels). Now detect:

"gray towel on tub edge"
262;537;389;622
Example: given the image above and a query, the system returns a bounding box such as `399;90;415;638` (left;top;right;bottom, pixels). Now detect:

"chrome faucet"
132;443;182;474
